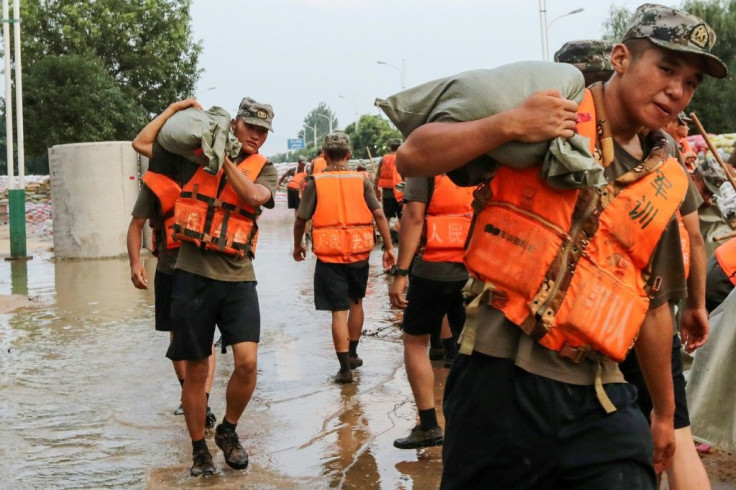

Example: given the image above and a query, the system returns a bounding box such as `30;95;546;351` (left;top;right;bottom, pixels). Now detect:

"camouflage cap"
697;157;727;194
323;132;351;151
622;3;727;78
237;97;274;132
677;111;692;124
554;40;613;73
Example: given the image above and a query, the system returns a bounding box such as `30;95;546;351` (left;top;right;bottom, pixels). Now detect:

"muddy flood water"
0;202;446;489
1;195;735;489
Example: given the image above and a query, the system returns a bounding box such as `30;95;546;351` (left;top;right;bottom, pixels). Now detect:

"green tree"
23;55;144;157
20;0;202;117
343;115;402;159
298;102;339;150
0;0;202;172
601;4;633;42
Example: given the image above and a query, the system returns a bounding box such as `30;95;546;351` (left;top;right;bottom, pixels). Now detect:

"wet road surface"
0;203;446;488
2;199;735;488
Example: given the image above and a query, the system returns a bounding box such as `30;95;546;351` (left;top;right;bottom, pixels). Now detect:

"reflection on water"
0;202;444;488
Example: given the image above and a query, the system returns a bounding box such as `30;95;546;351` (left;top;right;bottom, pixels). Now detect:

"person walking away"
293;132;396;383
396;4;726;487
389;174;473;449
279;157;308;215
374;138;404;223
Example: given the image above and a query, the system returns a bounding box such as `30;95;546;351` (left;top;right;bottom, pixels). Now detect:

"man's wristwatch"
394;267;410;276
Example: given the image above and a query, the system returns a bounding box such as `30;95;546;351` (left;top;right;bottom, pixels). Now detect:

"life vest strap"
458;279;495;355
594;360;618;414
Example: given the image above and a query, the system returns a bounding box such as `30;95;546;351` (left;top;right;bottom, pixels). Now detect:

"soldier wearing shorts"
388;175;473;449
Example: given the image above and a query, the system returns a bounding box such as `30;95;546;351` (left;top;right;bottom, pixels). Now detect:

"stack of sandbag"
375;60;606;189
686;287;736;452
156;106;241;175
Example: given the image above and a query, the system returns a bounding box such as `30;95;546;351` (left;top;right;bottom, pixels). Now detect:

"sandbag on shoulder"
376;61;606;188
156;106;242;175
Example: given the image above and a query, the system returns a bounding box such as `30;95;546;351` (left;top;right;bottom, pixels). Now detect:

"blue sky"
190;0;680;157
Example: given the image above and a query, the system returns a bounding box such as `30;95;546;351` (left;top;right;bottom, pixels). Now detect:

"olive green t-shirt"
455;140;687;386
402;176;469;282
131;185;178;274
297;168;381;267
175;156;278;282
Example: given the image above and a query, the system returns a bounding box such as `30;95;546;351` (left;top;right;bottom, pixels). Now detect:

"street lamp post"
541;4;584;61
339;95;359;131
376;59;406;90
309;122;318;148
316;113;333;133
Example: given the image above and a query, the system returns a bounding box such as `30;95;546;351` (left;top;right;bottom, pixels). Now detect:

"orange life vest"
311;170;375;263
312;156;327;175
462;87;689;362
141;171;182;252
392;164;405;203
715;237;736;286
172;154;268;258
286;171;307;191
423;175;475;263
378;153;396;189
680;137;693;155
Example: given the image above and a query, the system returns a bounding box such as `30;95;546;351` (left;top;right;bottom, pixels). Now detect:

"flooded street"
0;200;446;489
2;194;736;489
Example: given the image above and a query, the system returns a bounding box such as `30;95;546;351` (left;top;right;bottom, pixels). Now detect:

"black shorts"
154;269;175;331
287;188;300;209
619;334;690;429
314;260;369;311
166;270;260;361
442;353;655;489
382;191;402;220
403;275;466;337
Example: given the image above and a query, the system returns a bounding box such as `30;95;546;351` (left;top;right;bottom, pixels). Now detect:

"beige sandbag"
376;61;585;167
687;287;736;452
156;106;242;175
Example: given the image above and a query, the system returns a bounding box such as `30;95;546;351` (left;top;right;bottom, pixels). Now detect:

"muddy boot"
334;369;353;384
348;355;363;370
190;441;215;476
393;425;443;449
215;424;249;470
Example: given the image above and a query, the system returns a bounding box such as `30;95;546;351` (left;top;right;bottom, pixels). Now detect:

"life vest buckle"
558;342;591;363
471;183;493;213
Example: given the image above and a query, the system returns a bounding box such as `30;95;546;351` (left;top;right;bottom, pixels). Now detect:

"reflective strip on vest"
715;237;736;286
312;171;375;263
423;175;474;263
378;153;396;189
141;171;182;251
172;154;267;258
